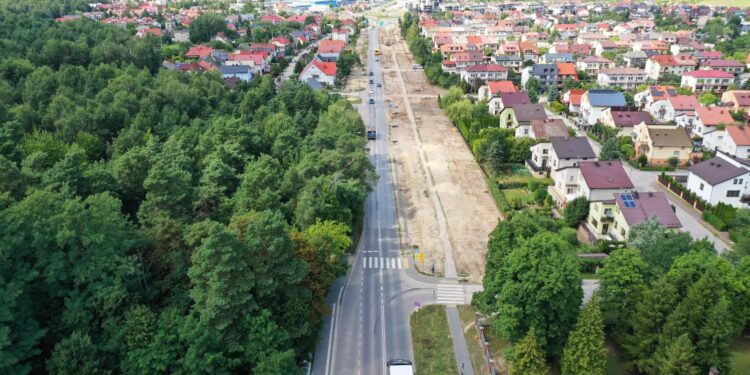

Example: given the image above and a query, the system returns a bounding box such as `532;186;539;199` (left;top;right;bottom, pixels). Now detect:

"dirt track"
379;25;500;282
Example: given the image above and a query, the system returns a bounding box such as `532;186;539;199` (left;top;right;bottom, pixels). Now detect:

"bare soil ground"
379;25;499;282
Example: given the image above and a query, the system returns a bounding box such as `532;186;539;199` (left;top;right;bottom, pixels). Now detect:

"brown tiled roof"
550;136;596;159
579;161;634;189
615;191;681;228
689;157;749;185
530;119;567;139
647;127;692;147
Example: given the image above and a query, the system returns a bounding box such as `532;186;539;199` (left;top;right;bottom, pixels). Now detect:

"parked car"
368;98;375;104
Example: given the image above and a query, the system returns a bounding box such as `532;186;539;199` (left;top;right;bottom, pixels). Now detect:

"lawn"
457;305;490;375
502;188;533;206
730;334;750;375
410;305;457;375
700;0;750;6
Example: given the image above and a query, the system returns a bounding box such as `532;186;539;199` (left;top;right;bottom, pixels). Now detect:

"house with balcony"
597;68;648;90
600;108;653;137
477;80;517;102
700;59;745;77
580;89;627;126
587;191;681;241
648;95;700;124
576;56;614;76
547;137;597;205
693;106;737;149
563;89;586;113
623;50;648;68
521;63;558;88
681;70;733;94
497;102;547;135
459;64;508;86
644;54;697;81
492;55;524;71
633;123;693;166
526;123;571;175
551;159;635;207
634;85;678;109
539;53;574;64
686;152;750;208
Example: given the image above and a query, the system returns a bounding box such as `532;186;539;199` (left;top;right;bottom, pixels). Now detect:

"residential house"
557;63;578;83
597;68;647;90
299;60;336;86
693;106;736;149
722;90;750;113
528;118;568;140
477;80;517;102
186;45;214;59
587;191;681;241
540;53;574;64
634;85;678;109
681;70;733;94
459;64;508;86
633;123;693;166
548;137;597;205
686;152;750;208
718;125;750;159
701;59;745;77
318;39;347;60
580;89;627;125
499;41;521;56
331;28;349;43
576;56;614;76
600;108;653;137
492;55;524;71
490;92;530;116
623;50;648;68
526;121;570;176
563;89;586;113
519;41;540;62
510;104;548;137
649;95;700;124
552;159;634;207
521;63;558;88
633;40;669;56
644;54;697;81
551;43;592;57
445;50;485;71
219;65;252;82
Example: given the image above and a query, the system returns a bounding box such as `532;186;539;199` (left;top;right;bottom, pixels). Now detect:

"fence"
657;174;707;212
474;313;497;375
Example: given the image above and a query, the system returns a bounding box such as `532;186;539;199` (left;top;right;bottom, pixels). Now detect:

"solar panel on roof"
666;89;676;96
620;193;636;208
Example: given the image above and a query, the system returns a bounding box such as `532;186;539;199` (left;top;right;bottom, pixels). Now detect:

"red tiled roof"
318;39;346;54
556;63;578;78
579;161;634;190
667;95;700;111
308;60;336;76
487;81;517;94
684;69;734;78
704;59;744;68
567;89;586;106
186;45;214;59
696;106;735;126
727;125;750;146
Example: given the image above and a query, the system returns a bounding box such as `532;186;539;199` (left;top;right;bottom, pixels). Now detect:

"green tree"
138;159;194;225
510;328;549;375
598;138;622;160
699;92;719;106
598;248;649;319
564;197;590;227
654;334;701;375
561;296;606;375
46;332;102;375
495;232;582;358
189;13;228;43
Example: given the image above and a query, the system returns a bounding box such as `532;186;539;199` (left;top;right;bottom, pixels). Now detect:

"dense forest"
0;1;373;374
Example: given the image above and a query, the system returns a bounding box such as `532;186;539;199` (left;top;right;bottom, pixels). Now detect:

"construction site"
377;23;500;282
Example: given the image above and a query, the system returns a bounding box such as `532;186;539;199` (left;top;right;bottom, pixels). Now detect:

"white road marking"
397;258;402;269
436;285;466;304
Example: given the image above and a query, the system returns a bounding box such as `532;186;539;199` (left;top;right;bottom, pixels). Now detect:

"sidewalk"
447;306;475;375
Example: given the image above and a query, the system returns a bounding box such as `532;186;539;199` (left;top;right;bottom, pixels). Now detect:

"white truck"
387;359;414;375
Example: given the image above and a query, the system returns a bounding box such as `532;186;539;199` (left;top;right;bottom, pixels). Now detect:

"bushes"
702;212;727;231
579;257;603;274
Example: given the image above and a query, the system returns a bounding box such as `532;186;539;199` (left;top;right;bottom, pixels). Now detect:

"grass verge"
457;305;489;375
411;305;457;375
730;334;750;375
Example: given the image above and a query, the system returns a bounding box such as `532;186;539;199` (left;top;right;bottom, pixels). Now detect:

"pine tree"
654;334;701;375
561;295;606;375
511;328;549;375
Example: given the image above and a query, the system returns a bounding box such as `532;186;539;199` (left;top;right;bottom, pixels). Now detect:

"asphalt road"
313;26;427;375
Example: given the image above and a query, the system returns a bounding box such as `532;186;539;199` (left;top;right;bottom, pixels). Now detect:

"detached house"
718;125;750;159
693;106;737;150
634;85;678;109
645;54;697;81
587;191;681;241
488;91;529;115
687;152;750;208
299;60;336;86
547;137;597;205
552;159;634;207
701;59;745;77
581;89;627;125
721;90;750;113
597;68;648;90
599;109;653;136
576;56;614;76
681;70;733;94
459;64;508;85
649;95;700;124
633;123;693;166
563;89;586;113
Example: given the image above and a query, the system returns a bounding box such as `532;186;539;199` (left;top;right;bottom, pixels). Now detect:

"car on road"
368;98;375;104
369;79;374;84
387;359;413;375
369;72;374;76
369;89;374;94
377;83;382;87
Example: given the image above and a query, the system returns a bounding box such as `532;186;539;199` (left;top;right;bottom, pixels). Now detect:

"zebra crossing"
361;256;407;269
436;284;466;305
